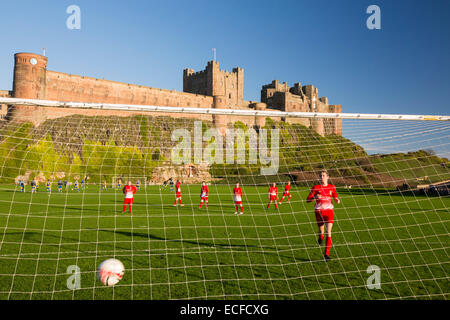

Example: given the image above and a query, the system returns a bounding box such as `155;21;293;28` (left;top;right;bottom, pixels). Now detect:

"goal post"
1;97;449;121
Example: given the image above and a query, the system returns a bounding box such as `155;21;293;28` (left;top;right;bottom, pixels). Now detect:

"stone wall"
45;70;214;108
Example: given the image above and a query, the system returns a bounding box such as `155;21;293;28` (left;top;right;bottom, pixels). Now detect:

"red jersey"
284;184;291;193
306;184;339;210
123;185;137;199
233;187;243;202
176;182;182;196
268;186;278;196
201;185;209;197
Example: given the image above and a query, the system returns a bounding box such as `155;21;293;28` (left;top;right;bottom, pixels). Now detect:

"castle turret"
13;52;47;99
328;104;343;135
251;102;267;128
232;67;244;104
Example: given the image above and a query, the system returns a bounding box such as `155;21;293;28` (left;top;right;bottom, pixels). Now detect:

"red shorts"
283;192;290;196
124;198;134;204
201;196;208;200
234;201;242;205
269;195;277;201
176;194;181;198
315;209;334;225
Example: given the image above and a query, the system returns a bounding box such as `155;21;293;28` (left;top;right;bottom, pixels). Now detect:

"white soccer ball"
97;258;125;286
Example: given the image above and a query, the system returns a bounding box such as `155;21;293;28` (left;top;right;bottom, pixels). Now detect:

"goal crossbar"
0;97;449;121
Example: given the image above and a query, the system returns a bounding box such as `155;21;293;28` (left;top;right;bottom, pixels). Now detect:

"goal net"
0;99;448;300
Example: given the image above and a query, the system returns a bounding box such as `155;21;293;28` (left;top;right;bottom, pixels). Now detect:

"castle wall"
6;52;342;136
44;71;214;108
10;53;224;126
285;93;309;112
9;105;216;126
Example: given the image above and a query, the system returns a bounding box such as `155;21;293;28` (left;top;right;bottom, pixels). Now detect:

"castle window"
229;94;232;99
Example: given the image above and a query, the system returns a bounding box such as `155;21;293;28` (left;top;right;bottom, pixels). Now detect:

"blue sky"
0;0;449;116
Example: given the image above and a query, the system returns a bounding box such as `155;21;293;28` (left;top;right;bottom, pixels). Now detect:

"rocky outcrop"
149;162;213;184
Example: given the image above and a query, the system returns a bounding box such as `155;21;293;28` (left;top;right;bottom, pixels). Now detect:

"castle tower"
304;85;325;136
13;52;48;99
183;61;244;107
9;53;48;124
209;60;221;96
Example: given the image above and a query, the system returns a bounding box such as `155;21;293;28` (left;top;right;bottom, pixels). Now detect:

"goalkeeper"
122;181;137;213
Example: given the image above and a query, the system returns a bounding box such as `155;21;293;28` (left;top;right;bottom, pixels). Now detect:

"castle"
0;52;342;136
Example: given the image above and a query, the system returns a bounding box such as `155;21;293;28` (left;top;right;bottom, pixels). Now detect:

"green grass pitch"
0;184;448;300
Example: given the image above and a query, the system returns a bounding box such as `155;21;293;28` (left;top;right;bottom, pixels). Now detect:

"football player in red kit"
173;180;184;206
122;181;137;213
306;170;340;261
233;183;243;215
279;181;292;203
267;182;278;209
199;181;209;209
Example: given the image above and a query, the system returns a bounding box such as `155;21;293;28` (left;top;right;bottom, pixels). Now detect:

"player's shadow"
99;228;261;250
97;228;310;262
337;188;429;198
46;204;101;212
